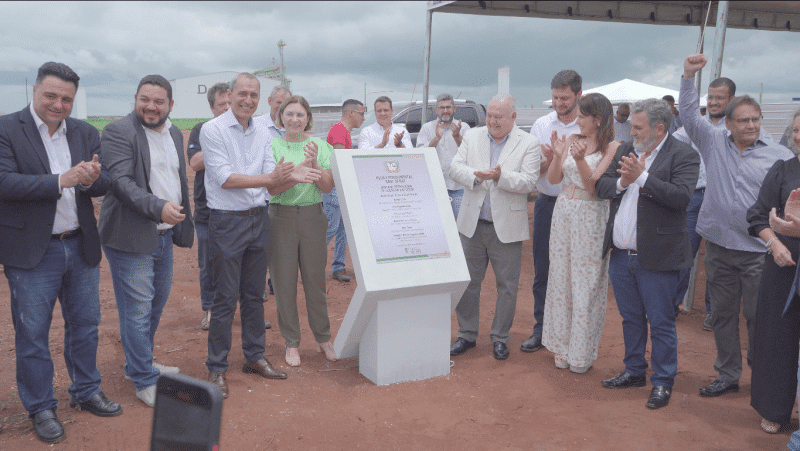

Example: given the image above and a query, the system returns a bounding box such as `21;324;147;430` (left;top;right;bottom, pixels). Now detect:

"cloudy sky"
1;1;798;116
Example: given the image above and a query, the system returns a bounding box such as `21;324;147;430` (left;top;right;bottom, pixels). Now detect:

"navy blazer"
98;112;193;254
595;134;700;272
0;106;110;269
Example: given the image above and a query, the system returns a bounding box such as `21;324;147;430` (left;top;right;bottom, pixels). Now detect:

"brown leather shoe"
243;357;287;380
208;371;229;398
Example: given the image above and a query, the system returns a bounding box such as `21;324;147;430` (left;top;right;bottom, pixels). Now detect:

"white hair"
490;93;516;113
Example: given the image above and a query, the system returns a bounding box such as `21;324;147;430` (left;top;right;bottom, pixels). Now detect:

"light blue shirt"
478;132;508;221
679;77;793;253
200;108;277;211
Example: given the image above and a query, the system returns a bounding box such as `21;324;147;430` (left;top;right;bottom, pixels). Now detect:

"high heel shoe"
285;347;301;367
761;417;780;434
316;341;338;361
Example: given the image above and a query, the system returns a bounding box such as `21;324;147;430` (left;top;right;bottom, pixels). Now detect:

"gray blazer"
99;111;193;254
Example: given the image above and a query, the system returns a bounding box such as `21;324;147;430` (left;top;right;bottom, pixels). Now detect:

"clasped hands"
273;140;324;186
61;154;101;188
380;126;405;148
474;165;501;184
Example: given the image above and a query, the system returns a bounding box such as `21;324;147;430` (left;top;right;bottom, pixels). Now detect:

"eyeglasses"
437;105;454;110
733;116;762;125
352;109;366;117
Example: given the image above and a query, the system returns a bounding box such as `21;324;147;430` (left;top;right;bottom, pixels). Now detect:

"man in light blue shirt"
201;73;319;397
681;54;794;398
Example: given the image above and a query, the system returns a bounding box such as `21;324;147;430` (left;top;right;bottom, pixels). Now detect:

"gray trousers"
704;240;764;384
269;203;331;348
206;209;269;372
456;221;522;344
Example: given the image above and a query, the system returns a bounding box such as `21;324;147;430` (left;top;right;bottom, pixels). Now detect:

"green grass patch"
83;117;209;131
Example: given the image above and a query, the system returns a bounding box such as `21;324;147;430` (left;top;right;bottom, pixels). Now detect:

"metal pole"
694;1;709;94
278;40;286;86
712;1;729;79
421;9;432;126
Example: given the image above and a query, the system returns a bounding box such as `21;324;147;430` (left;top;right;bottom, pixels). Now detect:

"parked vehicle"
391;100;487;146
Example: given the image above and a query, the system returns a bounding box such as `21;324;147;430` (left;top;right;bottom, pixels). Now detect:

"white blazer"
449;125;539;243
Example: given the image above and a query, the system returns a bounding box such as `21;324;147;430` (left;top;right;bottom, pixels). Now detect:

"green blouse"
270;136;333;206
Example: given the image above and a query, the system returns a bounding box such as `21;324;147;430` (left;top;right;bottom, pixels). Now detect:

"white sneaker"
153;362;180;374
136;384;157;407
123;362;180;381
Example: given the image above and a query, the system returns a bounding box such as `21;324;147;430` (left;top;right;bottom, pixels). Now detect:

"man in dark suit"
0;62;121;443
98;74;194;407
595;98;699;409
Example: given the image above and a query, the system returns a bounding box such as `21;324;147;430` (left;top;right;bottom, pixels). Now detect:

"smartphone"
150;373;224;451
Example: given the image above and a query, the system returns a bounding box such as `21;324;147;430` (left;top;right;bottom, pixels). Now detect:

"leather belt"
478;218;494;225
613;247;637;256
214;206;266;216
51;229;81;240
538;193;557;203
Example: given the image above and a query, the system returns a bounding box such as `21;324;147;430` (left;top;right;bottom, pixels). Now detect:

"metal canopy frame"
422;1;800;123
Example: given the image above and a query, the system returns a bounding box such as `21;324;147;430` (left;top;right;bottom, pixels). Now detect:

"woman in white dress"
542;93;619;373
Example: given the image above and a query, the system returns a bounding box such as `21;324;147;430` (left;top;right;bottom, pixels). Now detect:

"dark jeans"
531;194;556;335
6;236;102;415
206;210;269;372
609;249;679;388
195;221;213;311
674;188;711;313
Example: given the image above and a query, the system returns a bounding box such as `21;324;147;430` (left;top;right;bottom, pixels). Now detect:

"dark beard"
709;112;725;119
138;112;168;130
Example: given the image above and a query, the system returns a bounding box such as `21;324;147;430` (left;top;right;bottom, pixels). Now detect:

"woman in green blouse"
268;95;337;367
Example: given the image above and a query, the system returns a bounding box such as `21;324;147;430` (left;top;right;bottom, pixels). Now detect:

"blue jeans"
104;230;174;389
609;249;679;387
323;187;347;273
195;221;213;311
5;237;102;416
531;195;556;335
675;188;712;313
448;189;464;219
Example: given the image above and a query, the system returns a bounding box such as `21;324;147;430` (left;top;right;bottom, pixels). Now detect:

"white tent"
543;79;679;107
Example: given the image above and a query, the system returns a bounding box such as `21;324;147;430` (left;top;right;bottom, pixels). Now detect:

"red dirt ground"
0;130;794;450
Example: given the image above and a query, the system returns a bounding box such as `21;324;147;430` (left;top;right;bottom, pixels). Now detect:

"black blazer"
0;106;110;269
595;135;700;272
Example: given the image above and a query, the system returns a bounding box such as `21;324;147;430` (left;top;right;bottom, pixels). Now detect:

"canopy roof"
429;1;800;32
543;79;679;106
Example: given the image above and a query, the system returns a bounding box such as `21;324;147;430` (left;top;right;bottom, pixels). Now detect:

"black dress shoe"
601;371;647;388
69;391;122;417
493;341;509;360
646;386;671;409
243;357;287;379
699;379;739;397
450;337;476;356
520;333;543;352
32;409;66;443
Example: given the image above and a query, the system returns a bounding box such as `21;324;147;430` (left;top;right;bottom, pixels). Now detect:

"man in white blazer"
448;93;540;360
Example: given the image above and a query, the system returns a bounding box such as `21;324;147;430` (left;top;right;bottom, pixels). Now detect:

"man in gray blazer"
98;74;194;407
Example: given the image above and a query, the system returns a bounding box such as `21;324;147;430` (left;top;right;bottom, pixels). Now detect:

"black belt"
538;193;557;202
157;228;171;235
613;247;637;256
214;206;266;216
51;229;81;240
478;218;493;225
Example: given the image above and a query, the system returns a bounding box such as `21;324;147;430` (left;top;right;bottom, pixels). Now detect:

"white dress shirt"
144;118;182;230
529;111;579;196
30;103;79;234
358;122;412;149
201;109;277;210
612;134;668;250
257;114;284;138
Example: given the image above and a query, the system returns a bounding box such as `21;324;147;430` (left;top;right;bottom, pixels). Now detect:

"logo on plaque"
384;160;400;173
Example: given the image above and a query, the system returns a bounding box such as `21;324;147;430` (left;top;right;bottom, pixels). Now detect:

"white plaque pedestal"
330;148;469;386
360;294;450;385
